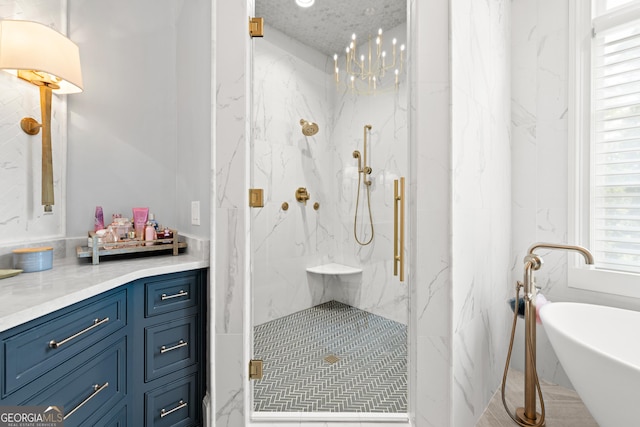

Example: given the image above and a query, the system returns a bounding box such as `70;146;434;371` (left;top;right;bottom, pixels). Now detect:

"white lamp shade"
0;20;83;94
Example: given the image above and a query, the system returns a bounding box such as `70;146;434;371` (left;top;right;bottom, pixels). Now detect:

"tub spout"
527;242;594;265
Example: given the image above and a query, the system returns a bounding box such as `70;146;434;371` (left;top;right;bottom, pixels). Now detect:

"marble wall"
251;24;408;326
0;1;67;243
451;1;512;426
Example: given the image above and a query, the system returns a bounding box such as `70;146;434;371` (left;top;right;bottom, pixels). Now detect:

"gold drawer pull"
161;290;188;300
160;339;188;354
64;382;109;420
160;399;188;418
49;317;110;349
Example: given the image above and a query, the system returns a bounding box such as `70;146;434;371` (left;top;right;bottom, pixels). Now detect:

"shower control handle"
295;187;310;205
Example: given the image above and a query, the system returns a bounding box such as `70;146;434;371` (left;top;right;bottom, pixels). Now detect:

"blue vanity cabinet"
0;268;207;427
0;287;132;427
131;270;206;427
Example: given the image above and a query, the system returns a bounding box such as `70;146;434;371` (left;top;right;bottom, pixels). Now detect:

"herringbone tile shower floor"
253;300;407;412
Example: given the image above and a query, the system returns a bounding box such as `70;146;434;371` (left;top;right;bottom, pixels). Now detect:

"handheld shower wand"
353;124;374;245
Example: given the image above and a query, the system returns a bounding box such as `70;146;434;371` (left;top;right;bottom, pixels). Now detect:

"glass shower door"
250;0;409;416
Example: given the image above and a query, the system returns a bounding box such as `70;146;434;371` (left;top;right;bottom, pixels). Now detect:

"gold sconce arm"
18;83;54;212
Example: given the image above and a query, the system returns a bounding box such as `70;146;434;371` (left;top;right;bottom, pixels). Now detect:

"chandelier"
333;28;405;94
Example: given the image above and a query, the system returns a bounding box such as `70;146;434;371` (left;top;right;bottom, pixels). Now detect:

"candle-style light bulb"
333;53;338;61
378;28;383;35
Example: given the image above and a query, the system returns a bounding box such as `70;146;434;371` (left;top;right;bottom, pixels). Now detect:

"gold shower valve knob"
295;187;310;204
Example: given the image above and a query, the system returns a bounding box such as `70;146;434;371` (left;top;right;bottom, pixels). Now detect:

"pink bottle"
94;206;104;232
145;222;157;246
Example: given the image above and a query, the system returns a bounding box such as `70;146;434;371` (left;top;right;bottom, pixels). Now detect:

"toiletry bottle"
148;213;159;232
145;222;157;246
94;206;104;232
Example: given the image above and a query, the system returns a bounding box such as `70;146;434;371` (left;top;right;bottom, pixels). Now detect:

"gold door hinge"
249;359;263;380
249;17;264;38
249;188;264;208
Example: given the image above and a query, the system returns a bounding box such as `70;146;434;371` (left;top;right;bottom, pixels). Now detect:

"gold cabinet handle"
64;382;109;420
49;317;110;349
160;399;188;418
160;339;188;354
161;290;188;300
394;177;405;282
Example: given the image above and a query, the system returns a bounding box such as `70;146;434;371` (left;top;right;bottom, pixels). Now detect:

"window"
569;0;640;297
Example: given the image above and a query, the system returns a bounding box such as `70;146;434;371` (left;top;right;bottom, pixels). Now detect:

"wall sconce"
0;20;83;213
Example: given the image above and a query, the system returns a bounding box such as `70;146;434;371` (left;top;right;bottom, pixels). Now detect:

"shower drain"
324;354;339;364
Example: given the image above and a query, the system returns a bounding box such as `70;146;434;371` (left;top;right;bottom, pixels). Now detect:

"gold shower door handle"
394;177;405;282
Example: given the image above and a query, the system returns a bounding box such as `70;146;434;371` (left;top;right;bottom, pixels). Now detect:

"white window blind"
592;2;640;273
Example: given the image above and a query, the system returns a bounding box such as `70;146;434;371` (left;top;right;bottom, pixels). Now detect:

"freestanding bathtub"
540;302;640;427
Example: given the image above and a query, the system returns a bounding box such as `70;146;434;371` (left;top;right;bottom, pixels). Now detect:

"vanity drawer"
144;273;199;317
25;336;127;427
2;289;127;397
145;374;199;427
145;315;198;382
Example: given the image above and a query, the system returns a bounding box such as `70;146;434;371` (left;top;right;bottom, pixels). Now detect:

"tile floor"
253;300;407;412
477;369;599;426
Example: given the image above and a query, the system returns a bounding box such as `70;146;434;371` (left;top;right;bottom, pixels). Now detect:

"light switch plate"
191;201;200;226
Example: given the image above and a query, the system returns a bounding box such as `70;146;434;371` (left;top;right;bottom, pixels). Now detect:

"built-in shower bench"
306;263;362;275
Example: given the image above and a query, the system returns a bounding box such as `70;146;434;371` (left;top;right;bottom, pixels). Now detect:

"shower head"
300;119;319;136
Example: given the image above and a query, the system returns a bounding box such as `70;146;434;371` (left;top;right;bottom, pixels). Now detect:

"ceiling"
255;0;407;57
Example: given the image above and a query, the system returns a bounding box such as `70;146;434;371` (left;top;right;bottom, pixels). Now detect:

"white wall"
67;0;210;239
511;0;640;388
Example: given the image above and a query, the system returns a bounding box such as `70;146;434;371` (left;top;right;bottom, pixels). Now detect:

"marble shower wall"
0;1;67;243
333;24;409;325
251;26;336;326
251;24;408;326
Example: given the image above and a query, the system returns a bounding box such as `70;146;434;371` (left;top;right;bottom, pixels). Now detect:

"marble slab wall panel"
332;76;409;324
0;1;66;243
214;0;250;425
451;0;512;426
251;27;336;325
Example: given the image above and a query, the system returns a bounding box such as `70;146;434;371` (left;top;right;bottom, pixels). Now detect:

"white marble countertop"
0;253;209;333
